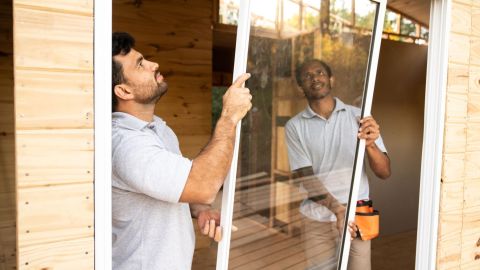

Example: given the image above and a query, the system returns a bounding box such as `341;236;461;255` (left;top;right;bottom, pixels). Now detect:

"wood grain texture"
17;183;93;247
450;1;472;35
18;236;93;270
15;69;93;130
16;129;93;188
14;0;92;15
13;1;94;268
113;0;212;158
14;6;93;71
439;3;480;269
448;33;471;65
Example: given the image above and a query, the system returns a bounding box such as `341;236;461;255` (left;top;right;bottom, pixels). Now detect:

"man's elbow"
376;169;391;180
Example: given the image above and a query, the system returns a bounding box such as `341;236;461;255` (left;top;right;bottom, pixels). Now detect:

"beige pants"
302;218;371;270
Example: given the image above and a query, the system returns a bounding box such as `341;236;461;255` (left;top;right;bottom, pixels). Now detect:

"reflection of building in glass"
218;0;428;44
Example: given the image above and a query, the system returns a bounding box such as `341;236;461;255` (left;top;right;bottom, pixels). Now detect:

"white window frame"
415;0;451;269
93;0;449;269
94;0;112;269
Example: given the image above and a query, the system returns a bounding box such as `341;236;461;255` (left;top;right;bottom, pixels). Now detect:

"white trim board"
415;0;451;269
216;0;252;269
94;0;113;269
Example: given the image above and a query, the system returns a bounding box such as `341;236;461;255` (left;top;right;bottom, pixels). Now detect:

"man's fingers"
202;221;209;235
208;219;216;238
214;226;222;242
232;73;251;88
232;225;238;232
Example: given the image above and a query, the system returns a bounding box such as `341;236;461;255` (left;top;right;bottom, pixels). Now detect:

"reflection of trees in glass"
401;17;417;37
303;9;320;30
320;35;369;105
212;86;228;131
355;10;375;30
330;0;352;24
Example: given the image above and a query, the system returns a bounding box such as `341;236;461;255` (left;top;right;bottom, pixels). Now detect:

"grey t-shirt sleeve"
112;135;192;203
285;121;313;171
375;134;387;153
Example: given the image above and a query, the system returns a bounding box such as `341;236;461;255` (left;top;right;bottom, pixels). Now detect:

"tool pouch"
355;200;379;241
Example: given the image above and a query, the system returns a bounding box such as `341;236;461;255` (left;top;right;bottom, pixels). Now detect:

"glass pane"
420;26;429;41
303;6;320;30
219;0;241;25
384;9;400;33
251;1;278;29
228;0;379;269
304;0;321;10
400;17;417;37
330;0;353;27
354;0;377;30
283;0;302;34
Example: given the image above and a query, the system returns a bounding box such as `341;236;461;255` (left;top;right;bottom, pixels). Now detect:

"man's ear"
114;84;134;102
329;76;335;88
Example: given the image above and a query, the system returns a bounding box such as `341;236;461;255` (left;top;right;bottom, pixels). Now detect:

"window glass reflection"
229;1;381;269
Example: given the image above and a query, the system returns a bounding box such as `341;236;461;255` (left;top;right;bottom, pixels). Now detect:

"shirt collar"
112;112;166;131
301;97;347;119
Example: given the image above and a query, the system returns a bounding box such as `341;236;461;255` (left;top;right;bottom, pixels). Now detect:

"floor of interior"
193;212;417;270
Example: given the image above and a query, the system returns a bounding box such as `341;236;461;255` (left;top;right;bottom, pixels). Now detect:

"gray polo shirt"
285;98;387;222
112;112;194;270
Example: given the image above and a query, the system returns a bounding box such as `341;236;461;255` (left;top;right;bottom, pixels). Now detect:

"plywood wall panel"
113;0;212;158
14;7;93;71
448;33;471;65
450;1;472;35
14;1;94;267
470;37;480;66
447;63;470;94
441;153;466;182
469;65;480;93
17;183;93;247
14;0;93;15
18;236;93;270
16;130;93;188
15;69;93;130
439;3;480;268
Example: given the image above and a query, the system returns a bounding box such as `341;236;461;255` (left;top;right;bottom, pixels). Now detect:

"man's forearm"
292;167;343;213
366;144;391;179
182;116;236;204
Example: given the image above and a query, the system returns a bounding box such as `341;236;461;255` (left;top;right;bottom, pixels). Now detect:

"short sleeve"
285;120;313;171
375;134;387;153
112;134;192;203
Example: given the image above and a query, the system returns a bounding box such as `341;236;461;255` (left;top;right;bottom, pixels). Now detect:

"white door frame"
415;0;451;269
94;0;112;269
93;0;449;269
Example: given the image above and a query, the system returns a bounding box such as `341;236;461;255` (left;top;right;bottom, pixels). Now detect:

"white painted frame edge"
415;0;451;269
216;1;252;269
94;0;113;269
338;0;386;269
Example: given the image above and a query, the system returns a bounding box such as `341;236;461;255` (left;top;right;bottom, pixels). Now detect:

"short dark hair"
295;59;333;86
112;32;135;111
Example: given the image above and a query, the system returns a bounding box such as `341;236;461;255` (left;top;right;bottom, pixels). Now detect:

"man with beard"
285;59;391;270
111;32;252;269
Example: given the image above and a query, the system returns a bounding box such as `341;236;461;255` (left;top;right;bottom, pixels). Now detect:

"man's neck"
308;95;336;119
116;102;156;122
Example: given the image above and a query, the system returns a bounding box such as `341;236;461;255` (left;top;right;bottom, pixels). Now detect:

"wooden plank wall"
437;0;480;269
0;0;16;269
113;0;213;158
13;0;94;269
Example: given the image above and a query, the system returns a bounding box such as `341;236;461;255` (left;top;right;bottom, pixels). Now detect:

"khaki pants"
302;218;371;270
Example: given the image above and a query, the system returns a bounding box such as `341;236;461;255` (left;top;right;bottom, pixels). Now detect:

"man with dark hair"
111;32;252;269
285;59;391;270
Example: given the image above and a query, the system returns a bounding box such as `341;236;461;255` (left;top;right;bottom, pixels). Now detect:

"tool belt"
355;200;379;241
